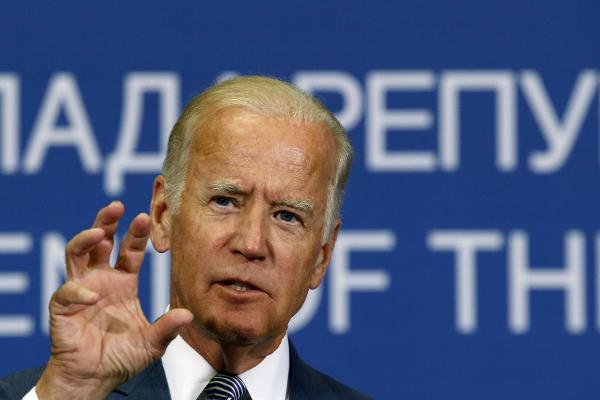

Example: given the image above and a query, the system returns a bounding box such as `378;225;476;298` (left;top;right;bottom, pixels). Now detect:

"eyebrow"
206;181;243;194
206;180;314;214
274;199;314;214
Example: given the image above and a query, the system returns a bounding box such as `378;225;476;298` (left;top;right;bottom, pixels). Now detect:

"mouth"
225;280;253;292
212;278;271;303
219;279;261;293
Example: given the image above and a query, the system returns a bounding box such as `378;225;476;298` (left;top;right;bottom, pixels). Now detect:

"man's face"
153;108;339;345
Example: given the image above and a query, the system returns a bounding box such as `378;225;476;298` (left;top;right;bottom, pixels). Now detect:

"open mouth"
221;280;258;293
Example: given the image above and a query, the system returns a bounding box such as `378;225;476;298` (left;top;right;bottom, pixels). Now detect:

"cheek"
170;217;232;275
274;244;320;291
173;213;228;252
170;226;208;285
181;209;236;242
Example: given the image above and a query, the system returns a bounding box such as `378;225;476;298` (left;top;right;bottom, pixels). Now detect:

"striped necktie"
200;373;249;400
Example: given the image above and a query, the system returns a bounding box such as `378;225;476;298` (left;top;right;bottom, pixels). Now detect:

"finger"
65;228;105;279
89;201;126;266
51;281;99;315
114;213;151;274
147;308;193;351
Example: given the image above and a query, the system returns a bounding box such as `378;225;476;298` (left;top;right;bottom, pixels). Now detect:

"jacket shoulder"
0;361;169;400
0;366;45;399
288;342;372;400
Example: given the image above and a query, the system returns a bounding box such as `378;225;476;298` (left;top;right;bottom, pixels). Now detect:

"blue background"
1;1;600;399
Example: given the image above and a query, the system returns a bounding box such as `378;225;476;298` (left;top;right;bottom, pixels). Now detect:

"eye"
275;210;301;224
212;196;235;208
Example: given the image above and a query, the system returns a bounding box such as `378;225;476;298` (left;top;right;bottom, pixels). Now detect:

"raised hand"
36;202;193;400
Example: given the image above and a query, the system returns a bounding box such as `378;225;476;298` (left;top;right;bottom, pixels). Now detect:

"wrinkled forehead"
190;107;338;180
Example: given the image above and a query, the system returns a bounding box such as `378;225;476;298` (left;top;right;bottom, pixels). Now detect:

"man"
0;76;369;399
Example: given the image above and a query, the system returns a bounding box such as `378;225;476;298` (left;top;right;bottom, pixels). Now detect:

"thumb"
148;308;194;351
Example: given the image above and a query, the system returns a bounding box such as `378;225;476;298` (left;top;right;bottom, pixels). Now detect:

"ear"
150;175;172;253
309;220;340;289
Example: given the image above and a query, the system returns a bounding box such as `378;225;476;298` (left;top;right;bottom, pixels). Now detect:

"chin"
216;330;257;346
204;317;270;346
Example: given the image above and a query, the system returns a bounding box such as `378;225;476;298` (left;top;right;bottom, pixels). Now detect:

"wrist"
35;360;119;400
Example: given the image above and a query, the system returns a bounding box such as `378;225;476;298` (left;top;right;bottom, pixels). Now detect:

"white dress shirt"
23;334;290;400
163;334;290;400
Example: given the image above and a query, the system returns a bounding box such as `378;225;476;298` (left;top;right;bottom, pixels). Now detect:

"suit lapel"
109;360;171;399
287;341;321;400
102;342;336;400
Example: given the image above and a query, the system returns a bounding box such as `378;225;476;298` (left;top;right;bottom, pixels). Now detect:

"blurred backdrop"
1;1;600;398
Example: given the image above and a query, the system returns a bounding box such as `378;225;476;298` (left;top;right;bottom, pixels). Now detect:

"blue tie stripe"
203;373;247;400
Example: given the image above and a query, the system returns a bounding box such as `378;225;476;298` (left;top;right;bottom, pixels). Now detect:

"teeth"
229;282;248;292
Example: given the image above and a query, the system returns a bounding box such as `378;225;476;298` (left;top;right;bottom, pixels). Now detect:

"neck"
178;323;285;374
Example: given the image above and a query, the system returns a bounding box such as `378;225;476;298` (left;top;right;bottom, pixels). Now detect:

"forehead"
187;108;337;190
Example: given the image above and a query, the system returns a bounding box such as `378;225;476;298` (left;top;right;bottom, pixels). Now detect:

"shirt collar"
162;333;290;400
240;335;289;400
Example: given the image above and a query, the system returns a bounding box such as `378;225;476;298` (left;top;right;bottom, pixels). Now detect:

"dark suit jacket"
0;342;370;399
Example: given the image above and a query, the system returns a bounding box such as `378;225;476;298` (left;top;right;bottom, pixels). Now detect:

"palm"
42;202;192;395
50;267;155;382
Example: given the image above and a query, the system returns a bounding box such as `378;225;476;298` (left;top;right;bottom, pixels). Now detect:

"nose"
230;206;268;262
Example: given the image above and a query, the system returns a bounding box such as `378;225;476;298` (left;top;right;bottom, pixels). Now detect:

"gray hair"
161;76;352;241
